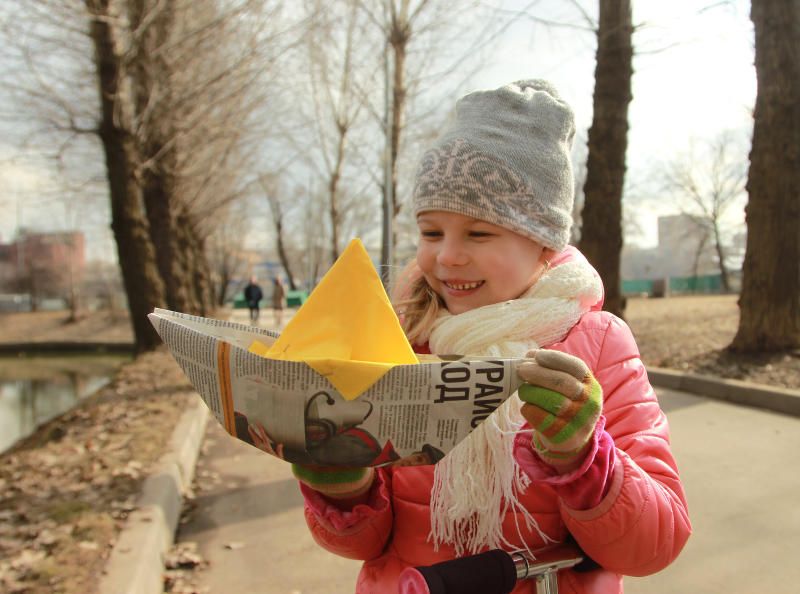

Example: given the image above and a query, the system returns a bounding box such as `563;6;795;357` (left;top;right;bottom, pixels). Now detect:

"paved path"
179;422;361;593
626;388;800;594
176;342;800;593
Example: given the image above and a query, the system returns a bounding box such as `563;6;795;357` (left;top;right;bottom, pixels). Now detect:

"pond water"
0;354;130;453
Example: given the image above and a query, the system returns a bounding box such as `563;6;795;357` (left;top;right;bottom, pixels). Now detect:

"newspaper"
149;308;525;467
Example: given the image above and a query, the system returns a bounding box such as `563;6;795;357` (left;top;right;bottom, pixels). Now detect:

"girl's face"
416;211;548;315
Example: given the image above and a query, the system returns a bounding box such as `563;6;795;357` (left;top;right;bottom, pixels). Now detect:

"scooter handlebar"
399;549;517;594
399;544;584;594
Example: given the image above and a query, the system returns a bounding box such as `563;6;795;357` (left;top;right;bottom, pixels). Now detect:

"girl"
290;80;691;593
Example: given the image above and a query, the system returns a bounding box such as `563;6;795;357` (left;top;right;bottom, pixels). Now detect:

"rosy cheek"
416;249;434;272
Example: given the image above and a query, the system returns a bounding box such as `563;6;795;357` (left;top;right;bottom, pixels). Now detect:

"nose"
436;236;469;267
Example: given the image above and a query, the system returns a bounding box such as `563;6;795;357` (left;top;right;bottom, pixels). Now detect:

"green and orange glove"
246;421;375;502
291;464;375;502
517;349;603;472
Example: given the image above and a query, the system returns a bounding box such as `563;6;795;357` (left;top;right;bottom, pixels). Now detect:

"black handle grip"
412;549;517;594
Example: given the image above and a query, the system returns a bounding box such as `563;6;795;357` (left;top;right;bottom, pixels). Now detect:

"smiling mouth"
443;280;484;291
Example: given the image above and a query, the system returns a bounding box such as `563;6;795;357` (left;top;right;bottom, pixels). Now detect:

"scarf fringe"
429;394;555;556
426;259;602;555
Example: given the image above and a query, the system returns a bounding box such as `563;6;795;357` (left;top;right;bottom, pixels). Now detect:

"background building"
621;214;741;296
0;231;85;310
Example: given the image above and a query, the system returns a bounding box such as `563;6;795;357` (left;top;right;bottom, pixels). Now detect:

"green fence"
621;279;654;295
286;290;308;307
623;274;723;296
231;290;308;308
669;274;722;293
232;293;247;308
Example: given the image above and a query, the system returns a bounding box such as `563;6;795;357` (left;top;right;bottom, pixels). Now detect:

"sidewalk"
626;386;800;594
178;421;361;593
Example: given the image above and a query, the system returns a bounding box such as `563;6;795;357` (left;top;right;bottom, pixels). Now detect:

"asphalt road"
175;333;800;593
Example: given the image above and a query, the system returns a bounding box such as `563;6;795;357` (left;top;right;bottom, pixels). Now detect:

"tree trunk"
578;0;633;318
129;0;197;315
86;0;166;353
329;132;345;263
275;216;298;291
389;33;407;258
711;223;730;293
380;16;409;284
192;236;215;316
215;256;232;306
141;173;194;312
175;209;213;315
380;41;394;286
692;232;708;280
731;0;800;352
390;36;406;224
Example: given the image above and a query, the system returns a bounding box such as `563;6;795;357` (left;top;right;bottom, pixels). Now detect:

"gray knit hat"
412;79;576;251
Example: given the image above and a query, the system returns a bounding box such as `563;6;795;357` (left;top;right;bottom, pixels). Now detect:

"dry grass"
626;294;799;389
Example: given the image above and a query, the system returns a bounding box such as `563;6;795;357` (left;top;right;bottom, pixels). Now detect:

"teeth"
445;281;482;290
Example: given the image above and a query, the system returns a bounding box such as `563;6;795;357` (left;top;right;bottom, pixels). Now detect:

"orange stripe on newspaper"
217;342;235;435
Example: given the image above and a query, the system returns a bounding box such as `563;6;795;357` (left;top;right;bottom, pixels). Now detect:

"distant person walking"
243;276;263;324
272;277;286;327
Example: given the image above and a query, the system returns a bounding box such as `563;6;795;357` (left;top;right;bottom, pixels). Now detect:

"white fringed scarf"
427;259;603;555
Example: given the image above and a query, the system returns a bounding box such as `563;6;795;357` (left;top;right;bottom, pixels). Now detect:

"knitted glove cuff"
292;465;375;500
532;432;584;459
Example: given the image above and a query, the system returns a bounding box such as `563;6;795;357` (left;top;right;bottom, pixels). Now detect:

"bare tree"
366;0;459;283
569;130;589;244
578;0;633;318
127;0;291;316
127;0;194;314
3;0;300;350
731;0;800;352
304;0;373;262
352;0;509;283
662;132;748;293
260;175;299;291
85;0;166;352
297;183;332;289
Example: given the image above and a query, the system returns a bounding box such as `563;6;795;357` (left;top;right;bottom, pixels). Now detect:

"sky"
469;0;755;245
0;0;756;256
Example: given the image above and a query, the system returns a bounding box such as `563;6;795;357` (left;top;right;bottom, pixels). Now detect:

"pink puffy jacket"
299;247;691;593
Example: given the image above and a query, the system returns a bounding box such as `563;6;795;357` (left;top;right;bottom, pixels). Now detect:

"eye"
420;230;442;238
469;230;494;238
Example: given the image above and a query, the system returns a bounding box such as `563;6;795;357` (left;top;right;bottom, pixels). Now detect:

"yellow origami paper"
249;238;418;399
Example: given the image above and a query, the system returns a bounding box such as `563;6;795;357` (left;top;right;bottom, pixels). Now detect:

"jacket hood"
550;245;605;312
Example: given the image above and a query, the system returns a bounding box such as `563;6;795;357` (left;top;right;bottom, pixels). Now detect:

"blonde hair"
391;260;442;346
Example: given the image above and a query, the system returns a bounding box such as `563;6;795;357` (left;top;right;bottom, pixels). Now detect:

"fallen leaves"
163;542;208;594
0;350;194;594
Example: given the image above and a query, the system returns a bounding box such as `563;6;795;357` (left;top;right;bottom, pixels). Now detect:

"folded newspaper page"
148;309;525;466
149;238;527;467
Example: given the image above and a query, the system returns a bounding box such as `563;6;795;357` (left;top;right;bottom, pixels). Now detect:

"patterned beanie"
412;79;576;252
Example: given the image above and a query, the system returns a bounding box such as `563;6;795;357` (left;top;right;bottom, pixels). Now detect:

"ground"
0;296;797;593
625;295;798;389
0;309;134;345
0;350;194;594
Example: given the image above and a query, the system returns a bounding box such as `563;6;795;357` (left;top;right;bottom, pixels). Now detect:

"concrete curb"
648;367;800;417
99;395;209;594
